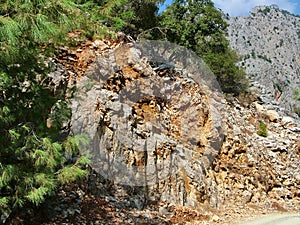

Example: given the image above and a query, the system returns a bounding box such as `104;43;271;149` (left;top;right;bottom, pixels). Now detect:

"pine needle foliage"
0;0;95;221
83;0;165;36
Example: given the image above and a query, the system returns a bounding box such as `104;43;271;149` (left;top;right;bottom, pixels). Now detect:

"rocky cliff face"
71;40;226;209
226;5;300;117
211;97;300;211
68;36;299;219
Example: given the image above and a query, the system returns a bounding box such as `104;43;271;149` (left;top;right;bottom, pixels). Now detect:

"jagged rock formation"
226;5;300;117
69;38;300;216
210;98;300;210
71;40;226;209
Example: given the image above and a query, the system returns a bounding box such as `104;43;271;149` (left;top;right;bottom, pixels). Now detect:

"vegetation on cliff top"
160;0;247;93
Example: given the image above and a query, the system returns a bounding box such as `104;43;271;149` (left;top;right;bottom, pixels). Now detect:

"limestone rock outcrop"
226;5;300;118
211;99;299;210
71;41;226;208
70;39;299;212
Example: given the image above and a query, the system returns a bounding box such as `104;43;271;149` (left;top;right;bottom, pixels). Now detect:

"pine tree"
94;0;165;36
160;0;248;94
0;0;91;220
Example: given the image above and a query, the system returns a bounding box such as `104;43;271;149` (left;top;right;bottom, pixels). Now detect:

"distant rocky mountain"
225;5;300;118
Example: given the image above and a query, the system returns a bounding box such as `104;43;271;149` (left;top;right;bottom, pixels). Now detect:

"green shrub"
257;122;268;137
294;90;300;101
258;7;271;15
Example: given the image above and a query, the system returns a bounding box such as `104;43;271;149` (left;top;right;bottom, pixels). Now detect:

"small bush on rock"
257;122;268;137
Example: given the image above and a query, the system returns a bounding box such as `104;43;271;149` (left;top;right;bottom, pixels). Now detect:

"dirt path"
235;213;300;225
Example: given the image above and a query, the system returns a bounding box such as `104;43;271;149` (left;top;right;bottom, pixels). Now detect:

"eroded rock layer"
70;39;299;213
71;41;226;208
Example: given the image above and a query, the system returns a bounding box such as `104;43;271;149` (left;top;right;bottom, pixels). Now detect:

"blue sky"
159;0;300;16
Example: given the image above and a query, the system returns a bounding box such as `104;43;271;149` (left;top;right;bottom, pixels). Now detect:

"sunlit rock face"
223;6;300;210
71;41;226;208
70;39;299;212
